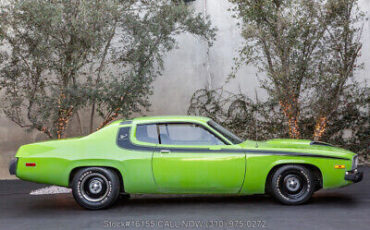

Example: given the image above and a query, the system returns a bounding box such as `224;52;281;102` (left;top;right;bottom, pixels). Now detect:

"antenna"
254;89;259;148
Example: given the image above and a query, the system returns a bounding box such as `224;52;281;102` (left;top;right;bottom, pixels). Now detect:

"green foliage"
0;0;216;138
319;85;369;162
1;0;118;138
188;88;287;141
228;0;364;139
188;85;369;163
190;0;369;163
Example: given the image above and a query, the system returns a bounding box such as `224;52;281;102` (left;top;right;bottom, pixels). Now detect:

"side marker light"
334;165;345;169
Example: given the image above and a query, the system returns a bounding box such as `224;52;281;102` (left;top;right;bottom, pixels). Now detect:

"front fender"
239;154;351;195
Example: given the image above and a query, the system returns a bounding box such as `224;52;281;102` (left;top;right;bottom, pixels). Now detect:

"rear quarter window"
135;124;159;144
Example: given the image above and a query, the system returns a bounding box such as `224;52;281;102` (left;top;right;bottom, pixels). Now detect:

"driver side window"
158;123;225;146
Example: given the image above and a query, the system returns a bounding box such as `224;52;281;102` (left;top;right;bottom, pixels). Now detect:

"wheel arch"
68;165;125;193
265;163;323;193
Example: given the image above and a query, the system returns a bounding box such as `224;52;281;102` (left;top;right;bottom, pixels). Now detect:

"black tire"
72;167;120;210
270;165;314;205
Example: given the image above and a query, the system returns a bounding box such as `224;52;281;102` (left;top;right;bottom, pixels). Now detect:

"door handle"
160;149;171;154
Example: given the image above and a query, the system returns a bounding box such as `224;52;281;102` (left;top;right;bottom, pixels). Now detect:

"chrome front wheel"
270;165;314;205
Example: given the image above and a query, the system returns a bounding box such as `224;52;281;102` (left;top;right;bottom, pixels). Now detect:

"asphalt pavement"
0;167;369;230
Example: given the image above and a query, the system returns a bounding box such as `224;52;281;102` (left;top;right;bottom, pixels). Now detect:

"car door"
152;122;246;194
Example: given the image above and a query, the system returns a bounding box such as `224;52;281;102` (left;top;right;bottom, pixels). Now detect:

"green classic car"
9;116;363;209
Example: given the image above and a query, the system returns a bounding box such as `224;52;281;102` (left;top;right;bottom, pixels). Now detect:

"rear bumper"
9;158;18;175
345;169;363;183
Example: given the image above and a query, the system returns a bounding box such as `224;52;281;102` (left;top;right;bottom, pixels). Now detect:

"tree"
311;0;364;140
318;84;369;162
1;0;119;138
188;85;369;163
0;0;216;139
229;0;364;139
188;88;288;141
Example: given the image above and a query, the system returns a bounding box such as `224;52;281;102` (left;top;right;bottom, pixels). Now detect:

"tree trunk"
56;106;74;139
280;99;300;139
89;24;117;133
89;104;95;133
313;116;328;141
75;111;83;135
288;115;300;139
97;108;120;130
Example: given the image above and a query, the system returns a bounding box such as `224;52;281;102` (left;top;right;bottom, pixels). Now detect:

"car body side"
13;116;355;195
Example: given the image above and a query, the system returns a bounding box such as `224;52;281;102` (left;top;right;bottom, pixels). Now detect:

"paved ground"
0;167;369;230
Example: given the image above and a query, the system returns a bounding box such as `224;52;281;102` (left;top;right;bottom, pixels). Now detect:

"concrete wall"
0;0;369;179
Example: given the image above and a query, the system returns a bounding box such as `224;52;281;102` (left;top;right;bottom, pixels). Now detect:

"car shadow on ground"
111;192;358;209
18;191;358;215
310;192;356;205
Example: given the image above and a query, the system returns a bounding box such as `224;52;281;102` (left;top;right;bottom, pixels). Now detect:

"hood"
262;139;330;149
239;138;355;160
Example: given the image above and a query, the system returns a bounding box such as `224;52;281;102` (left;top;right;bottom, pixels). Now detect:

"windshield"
207;120;243;144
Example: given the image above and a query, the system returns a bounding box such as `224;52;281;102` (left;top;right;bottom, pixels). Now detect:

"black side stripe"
116;127;350;161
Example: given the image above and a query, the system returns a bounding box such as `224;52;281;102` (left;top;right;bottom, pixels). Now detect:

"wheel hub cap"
89;179;103;194
285;177;300;192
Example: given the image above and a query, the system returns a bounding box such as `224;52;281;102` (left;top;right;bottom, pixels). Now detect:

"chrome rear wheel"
72;167;120;210
80;173;110;203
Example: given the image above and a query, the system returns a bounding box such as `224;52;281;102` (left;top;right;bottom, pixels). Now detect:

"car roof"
130;115;211;124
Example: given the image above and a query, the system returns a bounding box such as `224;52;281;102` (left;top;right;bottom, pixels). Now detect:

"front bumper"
9;158;18;175
345;169;363;183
